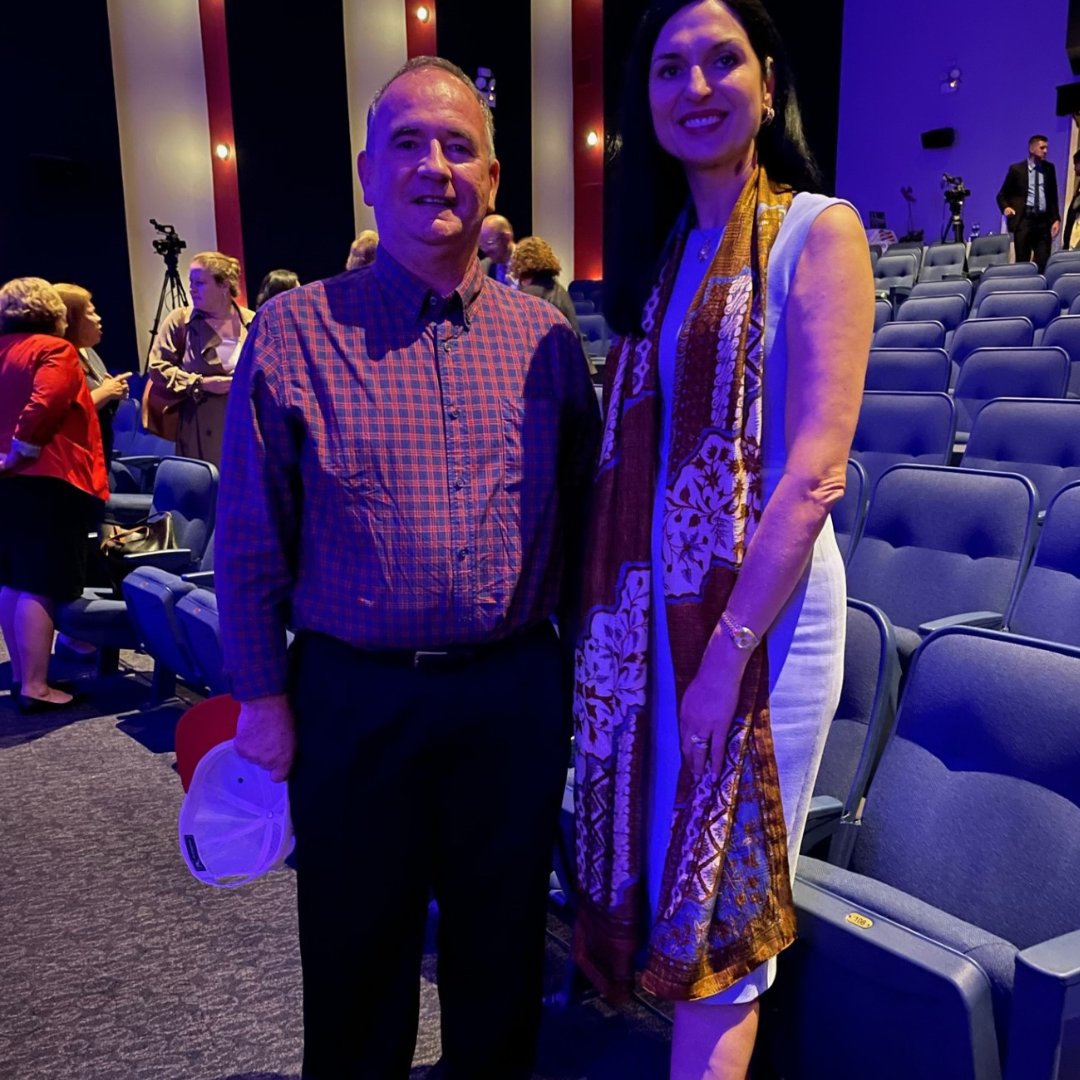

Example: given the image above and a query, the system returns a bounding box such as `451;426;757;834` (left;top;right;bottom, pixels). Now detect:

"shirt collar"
372;246;485;327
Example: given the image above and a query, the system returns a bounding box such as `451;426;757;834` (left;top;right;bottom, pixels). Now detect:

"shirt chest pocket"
501;396;560;494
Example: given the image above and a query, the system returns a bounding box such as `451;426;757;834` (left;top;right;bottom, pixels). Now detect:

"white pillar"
530;0;576;282
107;0;218;369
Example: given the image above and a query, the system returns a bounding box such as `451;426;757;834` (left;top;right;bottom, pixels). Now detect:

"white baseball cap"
178;739;295;888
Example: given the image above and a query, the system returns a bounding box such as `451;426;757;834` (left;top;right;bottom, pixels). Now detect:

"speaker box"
921;127;955;150
1057;81;1080;115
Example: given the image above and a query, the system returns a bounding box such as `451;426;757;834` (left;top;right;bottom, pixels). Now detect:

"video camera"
150;219;187;262
942;174;971;208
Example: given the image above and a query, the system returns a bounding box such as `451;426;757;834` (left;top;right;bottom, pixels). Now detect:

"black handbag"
99;512;177;595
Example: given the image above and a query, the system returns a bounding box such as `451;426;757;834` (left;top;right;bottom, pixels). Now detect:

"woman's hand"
680;633;752;776
99;372;131;403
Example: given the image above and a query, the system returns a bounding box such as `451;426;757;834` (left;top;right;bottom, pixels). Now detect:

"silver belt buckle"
413;649;450;668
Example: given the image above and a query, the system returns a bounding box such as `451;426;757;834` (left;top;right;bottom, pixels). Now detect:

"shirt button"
448;408;459;420
458;547;469;561
454;476;465;490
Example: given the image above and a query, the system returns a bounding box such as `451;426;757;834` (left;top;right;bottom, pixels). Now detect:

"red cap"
175;695;240;792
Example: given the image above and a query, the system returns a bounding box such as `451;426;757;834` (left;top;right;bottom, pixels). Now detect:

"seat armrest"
113;454;163;469
1006;930;1080;1079
918;612;1004;637
121;548;194;573
800;795;844;856
181;570;216;587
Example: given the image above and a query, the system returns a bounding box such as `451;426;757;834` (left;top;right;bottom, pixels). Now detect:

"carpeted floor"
0;647;671;1080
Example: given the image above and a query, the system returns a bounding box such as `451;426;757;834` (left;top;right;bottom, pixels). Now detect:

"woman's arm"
3;340;85;470
148;307;200;393
681;204;873;772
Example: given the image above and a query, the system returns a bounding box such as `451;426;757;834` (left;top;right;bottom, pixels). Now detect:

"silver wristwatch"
720;611;761;650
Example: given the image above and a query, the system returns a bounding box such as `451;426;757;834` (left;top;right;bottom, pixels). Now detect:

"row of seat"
871;234;1015;285
754;621;1080;1079
837;462;1080;669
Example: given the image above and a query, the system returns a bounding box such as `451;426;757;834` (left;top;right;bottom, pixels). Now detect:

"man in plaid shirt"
216;57;600;1079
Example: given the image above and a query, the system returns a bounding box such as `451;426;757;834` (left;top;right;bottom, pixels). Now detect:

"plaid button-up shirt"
216;250;600;700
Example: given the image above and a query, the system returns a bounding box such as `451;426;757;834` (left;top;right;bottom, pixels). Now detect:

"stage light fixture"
215;143;231;161
586;130;600;148
416;5;431;21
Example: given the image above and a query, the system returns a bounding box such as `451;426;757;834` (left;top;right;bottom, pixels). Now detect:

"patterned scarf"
572;168;796;1001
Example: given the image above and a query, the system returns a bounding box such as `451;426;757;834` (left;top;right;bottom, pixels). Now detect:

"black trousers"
288;624;569;1080
1013;212;1053;272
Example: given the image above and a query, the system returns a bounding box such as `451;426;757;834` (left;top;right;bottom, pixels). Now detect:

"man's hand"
1052;220;1062;239
1003;207;1016;217
200;375;233;395
234;694;296;782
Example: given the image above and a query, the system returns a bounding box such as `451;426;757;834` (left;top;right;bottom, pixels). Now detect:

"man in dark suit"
1064;151;1080;251
997;134;1060;271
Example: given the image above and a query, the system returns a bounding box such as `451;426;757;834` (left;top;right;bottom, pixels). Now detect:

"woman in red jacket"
0;278;109;712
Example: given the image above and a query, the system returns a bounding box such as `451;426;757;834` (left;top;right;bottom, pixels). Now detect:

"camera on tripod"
942;174;971;208
150;218;187;261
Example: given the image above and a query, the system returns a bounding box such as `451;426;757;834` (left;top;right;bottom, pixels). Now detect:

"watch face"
734;627;757;649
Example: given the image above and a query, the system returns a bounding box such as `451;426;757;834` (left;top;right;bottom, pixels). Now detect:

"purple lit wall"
837;0;1074;243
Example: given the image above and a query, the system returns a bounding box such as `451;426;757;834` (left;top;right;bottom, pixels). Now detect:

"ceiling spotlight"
215;143;231;161
416;5;431;21
586;130;600;148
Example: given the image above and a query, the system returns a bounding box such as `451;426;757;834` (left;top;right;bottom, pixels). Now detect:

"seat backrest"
895;295;967;329
865;348;950;392
851;392;956;492
573;299;596;315
1043;315;1080;395
121;567;200;684
976;290;1061;329
966;233;1011;269
150;457;219;564
851;626;1080;949
952;347;1069;434
1052;272;1080;310
830;458;868;562
916;243;966;282
948;316;1034;368
873;298;892;331
873;252;919;288
1009;481;1080;646
909;279;973;305
175;588;229;695
972;274;1047;311
980;262;1040;280
846;465;1036;633
813;599;899;815
1046;257;1080;291
961;398;1080;512
873;319;945;350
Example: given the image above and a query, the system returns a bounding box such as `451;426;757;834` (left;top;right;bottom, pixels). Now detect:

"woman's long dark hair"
255;269;300;309
606;0;822;336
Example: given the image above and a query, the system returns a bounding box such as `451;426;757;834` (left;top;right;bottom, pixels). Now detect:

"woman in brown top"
147;251;253;467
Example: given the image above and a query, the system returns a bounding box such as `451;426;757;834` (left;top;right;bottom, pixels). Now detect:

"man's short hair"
1072;150;1080;164
366;56;496;159
1029;134;1049;148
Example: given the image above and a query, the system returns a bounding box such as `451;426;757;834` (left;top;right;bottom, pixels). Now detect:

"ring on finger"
689;734;708;748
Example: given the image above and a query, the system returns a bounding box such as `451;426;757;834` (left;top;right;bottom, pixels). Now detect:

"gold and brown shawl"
572;168;796;1001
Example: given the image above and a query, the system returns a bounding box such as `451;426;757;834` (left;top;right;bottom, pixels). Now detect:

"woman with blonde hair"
146;251;254;466
0;278;109;711
509;236;582;334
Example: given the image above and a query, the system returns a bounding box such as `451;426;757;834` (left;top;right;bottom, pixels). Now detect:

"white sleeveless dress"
645;193;853;1003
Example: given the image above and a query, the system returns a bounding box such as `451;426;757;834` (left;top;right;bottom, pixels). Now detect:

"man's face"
480;220;513;263
1031;139;1049;162
358;68;499;263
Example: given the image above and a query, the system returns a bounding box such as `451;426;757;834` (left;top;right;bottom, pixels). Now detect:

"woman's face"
71;299;102;349
189;264;232;315
648;0;773;177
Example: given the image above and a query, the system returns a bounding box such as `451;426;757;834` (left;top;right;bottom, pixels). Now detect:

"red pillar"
197;0;246;305
572;0;604;281
405;2;438;58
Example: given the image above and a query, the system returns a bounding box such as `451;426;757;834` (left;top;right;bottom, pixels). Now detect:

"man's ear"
487;158;501;213
358;150;375;208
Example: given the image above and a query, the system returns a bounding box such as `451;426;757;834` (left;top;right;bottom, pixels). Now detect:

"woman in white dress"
571;3;873;1077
